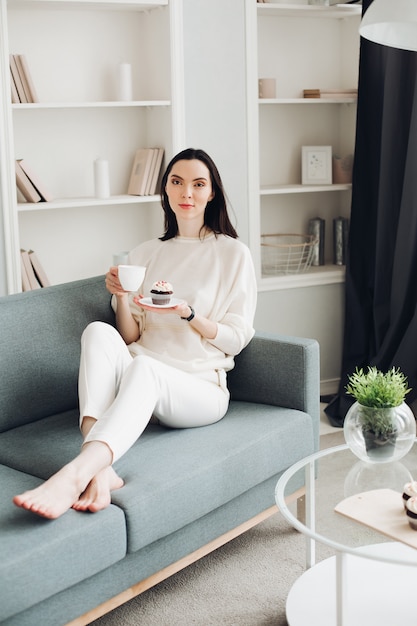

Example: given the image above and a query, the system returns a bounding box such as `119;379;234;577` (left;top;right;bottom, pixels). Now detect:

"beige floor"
319;402;341;436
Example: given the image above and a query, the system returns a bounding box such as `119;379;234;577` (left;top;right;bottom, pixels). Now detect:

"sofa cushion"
0;464;127;622
228;332;320;449
0;410;83;478
111;400;314;553
0;276;114;433
0;401;314;555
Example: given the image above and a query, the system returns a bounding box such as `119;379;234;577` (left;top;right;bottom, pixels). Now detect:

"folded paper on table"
335;488;417;550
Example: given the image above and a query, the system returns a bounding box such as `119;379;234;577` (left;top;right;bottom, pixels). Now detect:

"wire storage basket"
261;233;317;275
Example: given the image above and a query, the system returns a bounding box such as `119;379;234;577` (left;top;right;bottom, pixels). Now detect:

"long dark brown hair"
159;148;238;241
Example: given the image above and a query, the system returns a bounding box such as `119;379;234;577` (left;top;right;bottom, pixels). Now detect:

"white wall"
255;283;345;387
182;0;249;243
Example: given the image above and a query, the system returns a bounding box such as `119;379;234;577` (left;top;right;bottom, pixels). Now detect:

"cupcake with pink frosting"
150;280;173;305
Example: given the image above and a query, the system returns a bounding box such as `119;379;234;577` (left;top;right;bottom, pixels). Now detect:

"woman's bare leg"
13;440;113;519
72;416;124;513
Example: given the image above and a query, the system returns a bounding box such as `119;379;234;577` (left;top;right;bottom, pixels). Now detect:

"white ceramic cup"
118;265;146;292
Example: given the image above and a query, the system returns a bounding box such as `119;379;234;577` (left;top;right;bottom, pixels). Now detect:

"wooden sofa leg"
66;505;279;626
69;489;308;625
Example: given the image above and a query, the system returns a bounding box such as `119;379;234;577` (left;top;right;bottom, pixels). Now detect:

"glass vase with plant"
343;366;415;463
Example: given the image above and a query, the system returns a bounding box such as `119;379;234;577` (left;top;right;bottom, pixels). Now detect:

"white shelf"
260;183;352;195
12;100;171;109
1;0;184;291
11;1;167;10
17;194;160;212
259;97;357;104
258;264;346;291
246;0;359;291
257;3;361;19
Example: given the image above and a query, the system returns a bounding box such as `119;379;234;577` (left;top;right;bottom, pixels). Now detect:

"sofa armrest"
228;331;320;447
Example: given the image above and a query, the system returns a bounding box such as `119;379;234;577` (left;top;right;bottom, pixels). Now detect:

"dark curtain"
325;0;417;427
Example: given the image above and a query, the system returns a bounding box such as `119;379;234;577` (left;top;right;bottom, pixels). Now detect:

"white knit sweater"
112;234;257;375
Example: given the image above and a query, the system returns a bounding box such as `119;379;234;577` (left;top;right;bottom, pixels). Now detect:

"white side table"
275;443;417;626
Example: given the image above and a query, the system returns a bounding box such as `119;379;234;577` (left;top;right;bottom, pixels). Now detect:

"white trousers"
79;322;230;462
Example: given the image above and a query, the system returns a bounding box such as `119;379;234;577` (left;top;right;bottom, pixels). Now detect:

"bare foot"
13;464;87;519
72;466;124;513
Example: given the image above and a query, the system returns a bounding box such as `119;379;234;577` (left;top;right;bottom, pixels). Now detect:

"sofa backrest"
0;274;318;436
0;275;115;433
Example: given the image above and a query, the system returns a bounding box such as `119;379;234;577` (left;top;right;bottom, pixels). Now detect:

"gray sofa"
0;275;319;626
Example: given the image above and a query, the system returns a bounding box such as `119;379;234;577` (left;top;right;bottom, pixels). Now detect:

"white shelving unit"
257;2;361;19
0;0;185;293
246;0;361;291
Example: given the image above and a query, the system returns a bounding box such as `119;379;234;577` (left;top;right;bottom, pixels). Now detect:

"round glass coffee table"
275;442;417;626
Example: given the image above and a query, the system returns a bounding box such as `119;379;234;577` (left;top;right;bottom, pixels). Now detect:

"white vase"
343;401;416;464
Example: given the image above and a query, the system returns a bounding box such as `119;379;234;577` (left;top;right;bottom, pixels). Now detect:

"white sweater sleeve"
207;242;257;356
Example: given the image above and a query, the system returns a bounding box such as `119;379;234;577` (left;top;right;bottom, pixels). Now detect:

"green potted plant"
344;366;415;462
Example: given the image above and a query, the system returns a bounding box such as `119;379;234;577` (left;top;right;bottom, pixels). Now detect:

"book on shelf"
20;249;50;291
14;55;32;102
16;54;39;103
127;149;154;196
28;250;51;287
144;149;158;196
127;147;164;196
320;89;358;99
15;161;42;203
10;54;27;103
20;249;41;291
303;88;358;100
148;148;164;195
303;89;321;99
20;254;31;292
16;159;53;202
10;70;19;104
10;54;38;103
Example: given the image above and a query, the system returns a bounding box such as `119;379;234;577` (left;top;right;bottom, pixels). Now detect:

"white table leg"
305;460;316;568
335;551;347;626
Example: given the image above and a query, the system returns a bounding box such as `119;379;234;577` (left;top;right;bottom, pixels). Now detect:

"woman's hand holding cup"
106;265;146;296
105;267;124;296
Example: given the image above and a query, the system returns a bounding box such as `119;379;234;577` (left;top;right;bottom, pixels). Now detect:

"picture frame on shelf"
302;146;332;185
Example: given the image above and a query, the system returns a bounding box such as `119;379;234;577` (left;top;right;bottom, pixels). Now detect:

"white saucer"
137;297;184;309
